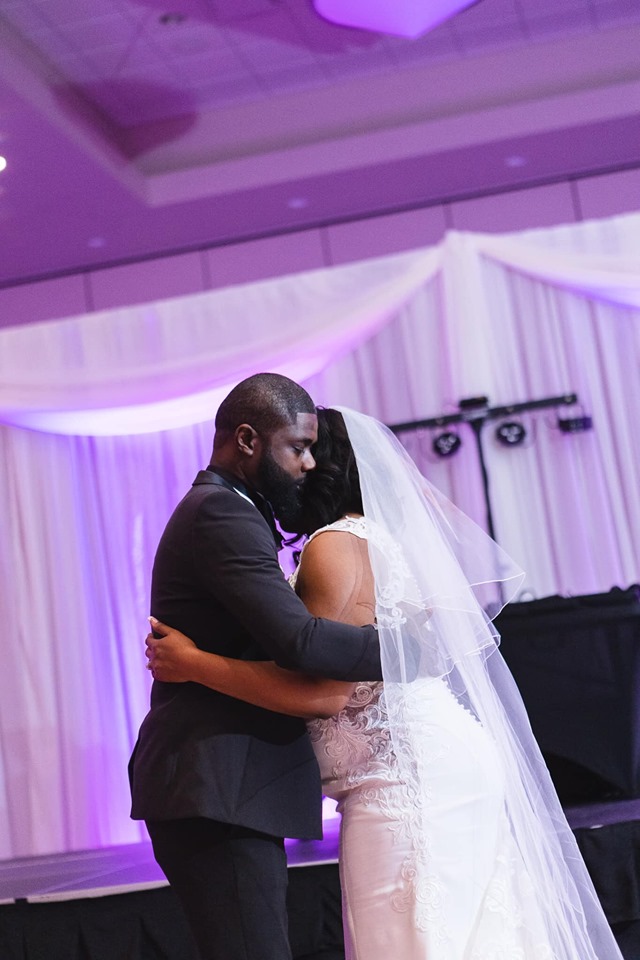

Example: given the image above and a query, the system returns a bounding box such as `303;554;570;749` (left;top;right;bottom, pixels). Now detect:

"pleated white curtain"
1;213;639;858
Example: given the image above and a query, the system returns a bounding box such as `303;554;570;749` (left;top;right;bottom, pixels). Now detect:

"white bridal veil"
338;406;622;960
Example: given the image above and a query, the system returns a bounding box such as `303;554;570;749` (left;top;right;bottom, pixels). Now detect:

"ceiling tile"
323;54;398;82
391;29;461;65
518;0;590;12
187;73;266;106
141;18;229;56
592;0;640;26
455;0;523;27
1;3;50;34
17;26;79;65
208;0;281;22
453;21;527;52
66;46;128;78
284;1;383;56
61;13;137;49
257;62;329;94
237;43;319;70
168;50;251;84
525;9;595;37
29;0;112;26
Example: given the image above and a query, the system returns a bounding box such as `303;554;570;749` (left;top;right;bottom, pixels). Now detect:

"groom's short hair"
213;373;315;447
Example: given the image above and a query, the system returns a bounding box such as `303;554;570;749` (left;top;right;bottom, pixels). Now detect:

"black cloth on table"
494;585;640;801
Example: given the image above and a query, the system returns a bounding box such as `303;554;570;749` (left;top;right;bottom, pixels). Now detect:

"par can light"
558;415;593;433
495;421;527;446
432;431;462;458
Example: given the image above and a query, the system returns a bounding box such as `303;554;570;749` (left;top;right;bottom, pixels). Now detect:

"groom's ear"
236;423;261;457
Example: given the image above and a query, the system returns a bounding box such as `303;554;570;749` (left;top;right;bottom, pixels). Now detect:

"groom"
129;373;381;960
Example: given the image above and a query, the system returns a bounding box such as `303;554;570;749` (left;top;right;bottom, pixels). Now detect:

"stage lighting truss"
432;430;462;458
390;391;592;545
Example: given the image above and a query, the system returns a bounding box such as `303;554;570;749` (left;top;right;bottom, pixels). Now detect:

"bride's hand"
145;617;199;683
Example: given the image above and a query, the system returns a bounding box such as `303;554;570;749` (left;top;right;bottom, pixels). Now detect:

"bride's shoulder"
296;517;375;621
307;515;368;543
299;517;369;575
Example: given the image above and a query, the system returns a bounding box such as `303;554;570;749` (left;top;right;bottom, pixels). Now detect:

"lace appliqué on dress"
298;517;453;946
307;681;396;789
469;833;557;960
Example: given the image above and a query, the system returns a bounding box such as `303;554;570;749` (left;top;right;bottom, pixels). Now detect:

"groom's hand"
145;617;198;683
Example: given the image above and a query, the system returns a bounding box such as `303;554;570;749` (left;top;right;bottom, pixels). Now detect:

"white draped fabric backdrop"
1;213;639;858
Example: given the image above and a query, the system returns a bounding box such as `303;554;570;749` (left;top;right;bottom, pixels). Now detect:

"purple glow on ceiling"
313;0;476;37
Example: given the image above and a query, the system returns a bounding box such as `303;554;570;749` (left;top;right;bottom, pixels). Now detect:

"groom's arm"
194;490;382;681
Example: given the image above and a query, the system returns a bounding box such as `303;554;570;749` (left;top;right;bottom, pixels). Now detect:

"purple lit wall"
1;165;639;330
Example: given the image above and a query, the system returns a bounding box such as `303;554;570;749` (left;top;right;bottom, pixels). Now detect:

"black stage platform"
1;801;640;960
3;590;640;958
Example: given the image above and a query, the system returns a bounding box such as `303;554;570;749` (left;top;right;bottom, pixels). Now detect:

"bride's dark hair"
292;407;363;537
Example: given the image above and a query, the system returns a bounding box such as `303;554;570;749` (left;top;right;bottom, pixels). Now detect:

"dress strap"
307;515;368;543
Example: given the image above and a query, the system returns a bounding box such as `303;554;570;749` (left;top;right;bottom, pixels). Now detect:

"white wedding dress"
297;517;561;960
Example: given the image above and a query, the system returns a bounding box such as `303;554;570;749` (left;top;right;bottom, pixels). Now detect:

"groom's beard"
257;450;305;533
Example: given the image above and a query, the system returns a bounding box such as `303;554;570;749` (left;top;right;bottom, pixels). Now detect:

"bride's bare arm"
147;529;375;719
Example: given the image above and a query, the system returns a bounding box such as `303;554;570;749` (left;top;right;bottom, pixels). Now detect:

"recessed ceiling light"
0;156;7;173
87;236;106;248
505;155;527;168
159;12;187;25
287;197;309;209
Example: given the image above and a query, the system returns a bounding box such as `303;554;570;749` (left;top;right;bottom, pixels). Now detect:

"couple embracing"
129;373;621;960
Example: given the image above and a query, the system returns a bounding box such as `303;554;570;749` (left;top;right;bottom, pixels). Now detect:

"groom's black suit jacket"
129;469;382;840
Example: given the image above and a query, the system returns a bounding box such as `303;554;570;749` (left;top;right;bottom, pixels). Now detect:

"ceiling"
0;0;639;286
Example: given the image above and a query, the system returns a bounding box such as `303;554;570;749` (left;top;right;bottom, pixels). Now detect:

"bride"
146;406;622;960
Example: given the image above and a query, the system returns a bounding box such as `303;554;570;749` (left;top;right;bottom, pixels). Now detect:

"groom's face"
257;413;317;531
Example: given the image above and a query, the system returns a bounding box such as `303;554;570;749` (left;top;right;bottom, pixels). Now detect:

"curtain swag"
1;213;639;435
